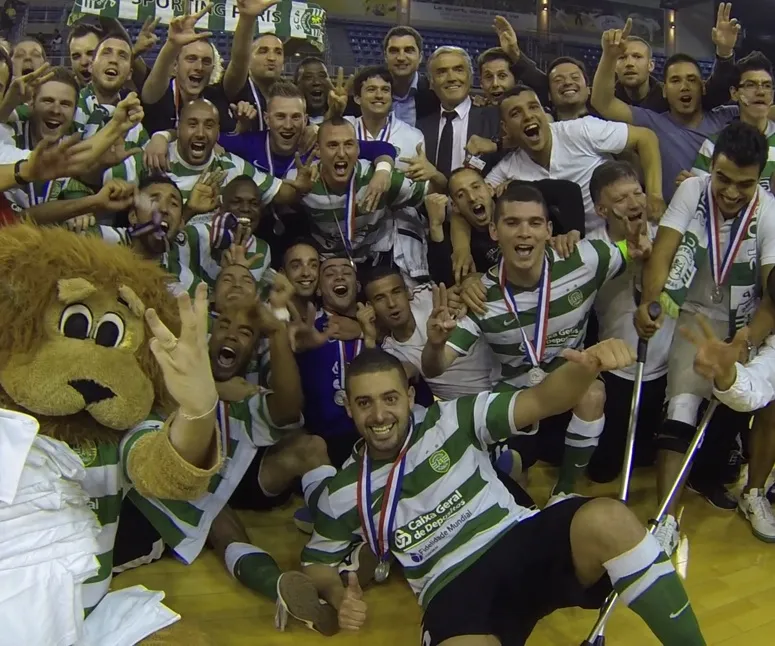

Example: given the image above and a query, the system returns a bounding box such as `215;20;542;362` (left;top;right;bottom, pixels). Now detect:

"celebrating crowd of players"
5;1;775;643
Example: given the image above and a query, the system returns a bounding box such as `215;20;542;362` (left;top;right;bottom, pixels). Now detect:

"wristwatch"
13;159;30;186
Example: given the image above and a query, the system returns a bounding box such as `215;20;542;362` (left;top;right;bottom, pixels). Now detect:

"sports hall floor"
115;463;775;645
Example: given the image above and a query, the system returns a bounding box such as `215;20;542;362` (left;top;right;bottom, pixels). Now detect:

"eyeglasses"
739;81;774;92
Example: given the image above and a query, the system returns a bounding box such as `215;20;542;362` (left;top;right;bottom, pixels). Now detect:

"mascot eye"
94;313;126;348
59;304;93;339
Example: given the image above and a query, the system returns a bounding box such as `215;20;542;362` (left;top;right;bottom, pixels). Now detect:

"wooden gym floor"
115;464;775;645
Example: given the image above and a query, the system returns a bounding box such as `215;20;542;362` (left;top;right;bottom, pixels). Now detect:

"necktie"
436;110;457;178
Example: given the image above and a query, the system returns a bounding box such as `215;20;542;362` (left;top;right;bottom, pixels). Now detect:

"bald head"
178;99;220;165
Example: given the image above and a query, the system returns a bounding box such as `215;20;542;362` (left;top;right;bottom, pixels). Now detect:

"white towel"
0;409;40;504
79;586;181;646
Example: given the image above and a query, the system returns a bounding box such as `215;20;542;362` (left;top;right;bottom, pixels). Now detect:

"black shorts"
421;497;611;646
229;445;294;511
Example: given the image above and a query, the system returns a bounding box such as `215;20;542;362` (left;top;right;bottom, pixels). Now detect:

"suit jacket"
417;103;503;176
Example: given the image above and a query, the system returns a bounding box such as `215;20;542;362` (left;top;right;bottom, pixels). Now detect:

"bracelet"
615;240;631;263
14;159;29;186
375;161;393;174
179;397;218;421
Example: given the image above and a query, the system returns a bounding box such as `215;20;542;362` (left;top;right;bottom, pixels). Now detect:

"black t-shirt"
230;78;269;132
142;80;236;135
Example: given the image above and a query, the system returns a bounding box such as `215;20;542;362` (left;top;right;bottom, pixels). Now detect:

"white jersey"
383;284;496;398
587;227;674;381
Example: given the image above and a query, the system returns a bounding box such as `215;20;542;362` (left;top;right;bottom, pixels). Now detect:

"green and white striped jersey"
296;160;427;260
104;142;283;218
127;393;301;564
72;416;165;613
302;394;538;608
692;120;775;191
448;240;625;390
74;85;150;148
85;224;270;296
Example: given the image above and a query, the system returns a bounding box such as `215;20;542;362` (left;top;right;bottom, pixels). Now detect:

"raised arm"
512;339;636;429
703;2;740;109
493;16;549;105
420;284;464;378
22;179;134;225
141;6;214;105
623;125;664;219
591;20;635;124
222;0;281;99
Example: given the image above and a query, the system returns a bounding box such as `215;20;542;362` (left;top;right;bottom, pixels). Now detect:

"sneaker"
275;571;339;635
738;489;775;543
293;506;314;535
545;489;581;508
653;514;680;557
686;480;737;511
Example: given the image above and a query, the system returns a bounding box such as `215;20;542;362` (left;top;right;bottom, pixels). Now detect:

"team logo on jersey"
394;529;413;550
568;290;584;308
72;438;98;467
429;450;450;473
665;236;698;292
175;231;187;246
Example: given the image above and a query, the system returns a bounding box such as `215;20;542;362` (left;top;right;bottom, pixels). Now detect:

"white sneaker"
653;514;680;557
739;489;775;543
545;490;581;508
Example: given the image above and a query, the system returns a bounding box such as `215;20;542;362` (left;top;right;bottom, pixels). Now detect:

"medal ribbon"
356;418;414;561
248;78;266;131
23;122;51;206
172;79;180;127
215;401;231;460
341;170;358;253
338;338;363;389
356;116;392;142
706;182;759;289
498;256;551;367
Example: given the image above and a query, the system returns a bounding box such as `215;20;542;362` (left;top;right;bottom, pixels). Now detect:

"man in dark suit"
413;46;502;186
382;25;439;127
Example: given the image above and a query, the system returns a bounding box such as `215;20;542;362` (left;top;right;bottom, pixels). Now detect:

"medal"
528;367;547;385
374;560;391;583
706;182;759;305
336;338;363;405
356;418;414;585
499;256;552;383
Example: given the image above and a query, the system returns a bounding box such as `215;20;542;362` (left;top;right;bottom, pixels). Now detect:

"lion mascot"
0;224;221;645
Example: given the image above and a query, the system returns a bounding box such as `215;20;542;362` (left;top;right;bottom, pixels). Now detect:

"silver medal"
374;560;390;583
334;389;346;407
711;285;724;304
528;367;547;386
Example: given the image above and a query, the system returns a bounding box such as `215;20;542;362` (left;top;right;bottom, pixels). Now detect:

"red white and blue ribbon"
215;401;231;461
356;115;392;142
338;338;363;388
356;418;414;562
248;78;266;131
706;181;759;290
340;170;358;254
498;255;551;367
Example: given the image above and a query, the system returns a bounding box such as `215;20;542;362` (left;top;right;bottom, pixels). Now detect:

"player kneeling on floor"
301;347;706;645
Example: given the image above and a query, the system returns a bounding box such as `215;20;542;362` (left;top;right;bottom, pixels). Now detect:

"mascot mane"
0;224;180;443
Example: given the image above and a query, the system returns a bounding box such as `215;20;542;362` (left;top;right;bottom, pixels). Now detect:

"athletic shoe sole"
737;507;775;544
276;571;339;636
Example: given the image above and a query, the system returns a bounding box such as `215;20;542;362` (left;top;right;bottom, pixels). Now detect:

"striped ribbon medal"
334;338;363;406
498;256;551;386
706;182;759;304
341;169;358;255
356;418;414;583
215;401;231;463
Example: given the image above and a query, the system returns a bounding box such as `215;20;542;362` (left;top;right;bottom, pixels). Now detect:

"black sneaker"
687;480;738;511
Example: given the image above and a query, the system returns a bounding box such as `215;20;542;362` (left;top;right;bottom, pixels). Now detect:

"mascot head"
0;224;180;441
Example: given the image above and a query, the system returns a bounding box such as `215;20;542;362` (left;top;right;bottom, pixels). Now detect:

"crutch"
584;302;660;646
580;398;720;645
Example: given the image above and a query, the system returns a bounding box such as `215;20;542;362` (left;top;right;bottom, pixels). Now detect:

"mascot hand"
144;282;218;417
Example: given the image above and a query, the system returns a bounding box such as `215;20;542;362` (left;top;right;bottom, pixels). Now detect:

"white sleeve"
755;193;775;267
485;154;514;188
713;342;775;412
580;117;630;155
659;177;704;234
0;143;29;164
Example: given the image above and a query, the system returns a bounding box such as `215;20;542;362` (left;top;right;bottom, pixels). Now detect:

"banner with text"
552;0;664;46
316;0;396;21
410;1;537;33
68;0;327;50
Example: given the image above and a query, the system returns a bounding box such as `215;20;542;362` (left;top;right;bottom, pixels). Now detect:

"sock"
555;414;604;494
224;542;282;602
604;533;705;645
302;465;337;517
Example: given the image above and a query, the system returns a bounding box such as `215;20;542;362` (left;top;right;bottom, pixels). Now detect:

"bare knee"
274;433;330;477
570;498;646;582
574;379;606;420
